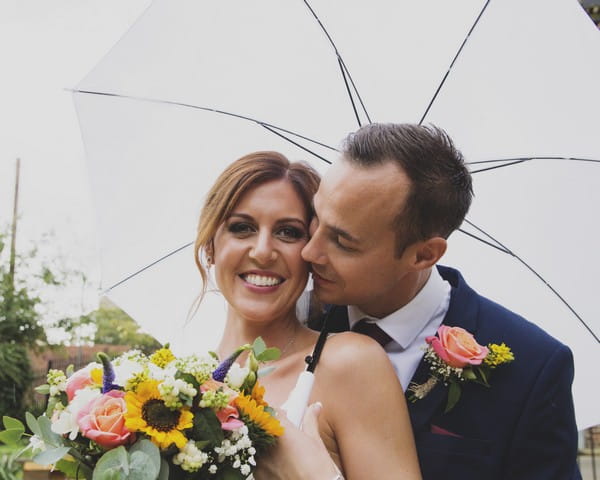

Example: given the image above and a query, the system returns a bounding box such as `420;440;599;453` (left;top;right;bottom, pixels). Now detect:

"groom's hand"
254;402;340;480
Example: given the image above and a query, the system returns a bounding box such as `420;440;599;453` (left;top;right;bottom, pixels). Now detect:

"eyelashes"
226;222;307;242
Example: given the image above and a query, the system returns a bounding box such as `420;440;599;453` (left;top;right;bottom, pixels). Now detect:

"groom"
257;123;581;479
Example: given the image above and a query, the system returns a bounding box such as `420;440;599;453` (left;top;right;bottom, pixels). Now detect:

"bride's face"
212;179;310;325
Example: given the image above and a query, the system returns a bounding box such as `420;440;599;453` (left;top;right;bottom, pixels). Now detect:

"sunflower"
235;394;283;437
250;381;268;407
124;380;193;449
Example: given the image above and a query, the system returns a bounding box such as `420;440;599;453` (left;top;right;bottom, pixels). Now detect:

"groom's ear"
405;237;447;271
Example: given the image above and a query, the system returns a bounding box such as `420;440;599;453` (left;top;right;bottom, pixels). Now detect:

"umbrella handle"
281;371;315;427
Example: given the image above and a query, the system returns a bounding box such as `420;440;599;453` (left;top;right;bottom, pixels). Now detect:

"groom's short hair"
342;123;473;255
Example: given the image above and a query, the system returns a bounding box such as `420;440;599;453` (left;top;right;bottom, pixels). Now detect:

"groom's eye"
334;235;355;252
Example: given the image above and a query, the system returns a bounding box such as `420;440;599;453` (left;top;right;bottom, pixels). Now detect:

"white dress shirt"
348;267;451;391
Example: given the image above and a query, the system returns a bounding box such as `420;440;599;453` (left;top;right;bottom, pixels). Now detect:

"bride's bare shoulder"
316;332;394;377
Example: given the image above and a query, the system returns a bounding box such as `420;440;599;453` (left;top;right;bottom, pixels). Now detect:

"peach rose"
427;325;488;368
76;390;133;448
66;367;101;401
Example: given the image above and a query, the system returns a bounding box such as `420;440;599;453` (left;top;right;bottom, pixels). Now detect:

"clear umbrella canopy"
73;0;600;428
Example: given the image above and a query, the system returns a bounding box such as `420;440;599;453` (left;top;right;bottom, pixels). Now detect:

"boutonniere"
408;325;514;412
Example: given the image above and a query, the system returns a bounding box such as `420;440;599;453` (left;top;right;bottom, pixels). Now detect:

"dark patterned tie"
352;319;393;348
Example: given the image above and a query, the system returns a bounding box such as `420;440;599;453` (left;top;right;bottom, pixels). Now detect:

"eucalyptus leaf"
93;446;129;480
129;438;160;474
66;364;75;377
25;412;42;437
257;366;276;378
37;415;63;447
33;446;71;465
129;451;159;480
252;337;266;356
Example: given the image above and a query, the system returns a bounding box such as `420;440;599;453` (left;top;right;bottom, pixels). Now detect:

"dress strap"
305;305;339;373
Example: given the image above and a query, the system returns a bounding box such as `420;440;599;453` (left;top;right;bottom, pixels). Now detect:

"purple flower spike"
97;352;120;393
212;345;248;382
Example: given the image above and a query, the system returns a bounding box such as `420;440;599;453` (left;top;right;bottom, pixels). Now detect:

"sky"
0;1;152;333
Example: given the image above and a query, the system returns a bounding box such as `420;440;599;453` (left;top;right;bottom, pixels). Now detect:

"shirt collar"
348;267;450;349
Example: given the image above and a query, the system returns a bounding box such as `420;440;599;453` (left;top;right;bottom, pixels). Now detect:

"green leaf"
56;459;92;479
256;347;280;362
33;446;71;465
219;464;247;480
128;438;160;474
92;446;129;480
0;428;24;445
252;337;266;356
192;408;225;447
445;382;462;413
26;412;42;437
462;368;477;381
2;416;24;431
66;364;75;377
157;458;169;480
35;384;51;395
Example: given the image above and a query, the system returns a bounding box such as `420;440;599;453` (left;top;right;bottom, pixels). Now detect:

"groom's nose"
302;227;326;265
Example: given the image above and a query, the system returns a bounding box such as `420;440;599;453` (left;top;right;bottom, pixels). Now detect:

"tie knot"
352;319;393;348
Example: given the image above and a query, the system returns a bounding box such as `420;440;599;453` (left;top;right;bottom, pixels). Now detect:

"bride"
193;151;421;479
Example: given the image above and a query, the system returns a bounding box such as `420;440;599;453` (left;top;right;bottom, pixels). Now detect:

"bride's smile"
212;179;310;327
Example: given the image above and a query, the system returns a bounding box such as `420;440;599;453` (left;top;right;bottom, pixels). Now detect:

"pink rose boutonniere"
408;325;514;412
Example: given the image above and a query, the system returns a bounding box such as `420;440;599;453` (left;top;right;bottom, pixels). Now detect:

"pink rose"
66;368;100;401
77;390;133;448
426;325;488;368
216;404;244;431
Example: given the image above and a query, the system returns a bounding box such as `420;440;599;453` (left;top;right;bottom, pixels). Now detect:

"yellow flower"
124;380;193;449
235;394;283;437
150;347;176;368
484;343;515;367
250;381;268;407
90;368;103;385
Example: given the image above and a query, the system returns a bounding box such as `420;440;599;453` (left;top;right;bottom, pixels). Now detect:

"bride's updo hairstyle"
194;151;320;301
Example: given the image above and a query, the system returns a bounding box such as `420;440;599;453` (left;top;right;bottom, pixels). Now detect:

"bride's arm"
313;332;422;480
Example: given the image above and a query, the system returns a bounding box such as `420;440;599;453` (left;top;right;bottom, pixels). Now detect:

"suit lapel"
406;266;481;432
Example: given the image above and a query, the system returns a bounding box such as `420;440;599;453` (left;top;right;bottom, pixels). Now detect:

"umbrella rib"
471;159;527;174
261;124;333;164
70;88;337;154
469;156;600;165
462;220;600;344
418;0;492;125
337;56;363;127
302;0;372;124
103;242;193;294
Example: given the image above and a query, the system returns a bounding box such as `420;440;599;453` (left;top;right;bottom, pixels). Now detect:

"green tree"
56;302;161;355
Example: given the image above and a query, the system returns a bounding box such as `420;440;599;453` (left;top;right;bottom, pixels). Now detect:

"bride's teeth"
243;274;282;287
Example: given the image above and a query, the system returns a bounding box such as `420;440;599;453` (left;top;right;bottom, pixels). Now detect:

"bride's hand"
253;402;341;480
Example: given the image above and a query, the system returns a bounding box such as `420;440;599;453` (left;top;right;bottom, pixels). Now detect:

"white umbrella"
73;0;600;429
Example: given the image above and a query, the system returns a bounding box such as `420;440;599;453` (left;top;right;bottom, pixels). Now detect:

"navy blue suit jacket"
309;266;581;479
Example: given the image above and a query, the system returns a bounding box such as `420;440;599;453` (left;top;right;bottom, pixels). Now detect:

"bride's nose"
249;230;277;264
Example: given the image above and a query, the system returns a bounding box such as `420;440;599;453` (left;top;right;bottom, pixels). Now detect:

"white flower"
240;464;251;476
28;435;47;452
225;363;250;390
208;464;218;474
51;388;101;440
112;358;144;386
173;441;209;472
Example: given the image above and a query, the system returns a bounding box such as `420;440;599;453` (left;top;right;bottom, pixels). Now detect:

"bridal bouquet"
0;339;283;479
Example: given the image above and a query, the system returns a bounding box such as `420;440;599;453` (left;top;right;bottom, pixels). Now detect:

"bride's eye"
227;222;255;236
276;225;306;242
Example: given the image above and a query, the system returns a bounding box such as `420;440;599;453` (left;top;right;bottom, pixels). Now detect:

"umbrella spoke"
461;220;599;344
419;0;492;126
71;88;337;162
303;0;371;125
103;242;193;294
